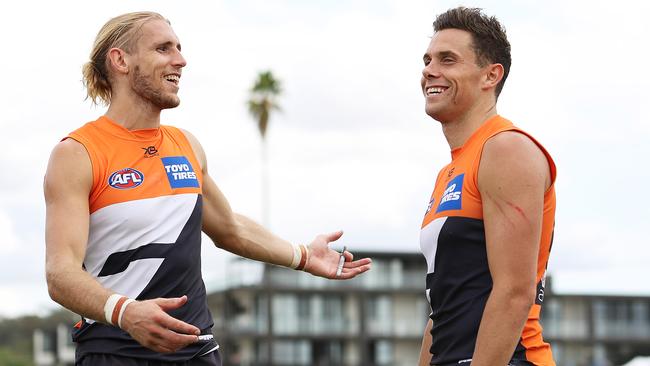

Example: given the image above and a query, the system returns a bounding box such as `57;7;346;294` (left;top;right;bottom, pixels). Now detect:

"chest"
90;138;202;213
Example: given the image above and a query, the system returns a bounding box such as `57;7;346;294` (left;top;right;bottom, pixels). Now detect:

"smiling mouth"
164;74;180;85
426;86;448;96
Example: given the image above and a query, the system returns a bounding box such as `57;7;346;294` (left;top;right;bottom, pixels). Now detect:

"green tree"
0;347;32;366
247;70;282;227
0;308;76;366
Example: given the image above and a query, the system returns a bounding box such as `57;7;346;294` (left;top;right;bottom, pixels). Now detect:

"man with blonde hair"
44;11;371;365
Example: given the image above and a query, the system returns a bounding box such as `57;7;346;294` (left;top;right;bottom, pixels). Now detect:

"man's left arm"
181;130;371;279
472;131;551;365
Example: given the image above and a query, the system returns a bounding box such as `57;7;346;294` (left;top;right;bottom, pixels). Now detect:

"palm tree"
247;70;282;227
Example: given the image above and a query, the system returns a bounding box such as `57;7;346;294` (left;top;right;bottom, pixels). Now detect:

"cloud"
0;211;20;253
0;210;53;316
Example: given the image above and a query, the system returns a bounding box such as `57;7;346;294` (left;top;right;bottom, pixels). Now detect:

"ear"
482;63;504;92
107;48;130;75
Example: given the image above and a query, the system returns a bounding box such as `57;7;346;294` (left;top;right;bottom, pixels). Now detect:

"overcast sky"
0;0;648;318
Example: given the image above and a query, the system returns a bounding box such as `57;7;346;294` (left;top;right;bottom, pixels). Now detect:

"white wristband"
104;294;134;328
289;244;302;269
103;294;123;326
297;244;308;271
117;299;135;329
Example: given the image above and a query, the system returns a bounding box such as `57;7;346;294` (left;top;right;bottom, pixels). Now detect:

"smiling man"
417;7;557;366
43;12;371;366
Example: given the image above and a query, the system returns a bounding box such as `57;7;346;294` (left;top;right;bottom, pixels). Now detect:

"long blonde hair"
82;11;167;105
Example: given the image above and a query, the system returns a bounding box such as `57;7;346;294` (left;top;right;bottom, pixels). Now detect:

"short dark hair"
433;7;511;98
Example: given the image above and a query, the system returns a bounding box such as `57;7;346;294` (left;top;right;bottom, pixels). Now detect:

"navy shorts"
433;361;533;366
76;351;222;366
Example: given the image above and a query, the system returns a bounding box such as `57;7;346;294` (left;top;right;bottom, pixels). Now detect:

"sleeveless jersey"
419;115;556;365
66;116;216;361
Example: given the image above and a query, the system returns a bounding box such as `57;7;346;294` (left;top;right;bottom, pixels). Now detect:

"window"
255;341;269;363
312;341;343;365
272;340;310;365
255;294;268;333
365;296;392;335
368;340;393;365
322;296;344;333
272;295;298;334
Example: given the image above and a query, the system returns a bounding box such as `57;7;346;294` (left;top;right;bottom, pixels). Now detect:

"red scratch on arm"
486;192;531;228
485;191;515;228
505;201;528;221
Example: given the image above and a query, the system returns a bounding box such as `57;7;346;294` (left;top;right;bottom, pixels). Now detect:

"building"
542;283;650;366
33;323;75;366
208;251;650;366
207;251;429;366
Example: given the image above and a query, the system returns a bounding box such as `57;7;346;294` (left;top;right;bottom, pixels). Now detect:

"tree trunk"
261;137;270;228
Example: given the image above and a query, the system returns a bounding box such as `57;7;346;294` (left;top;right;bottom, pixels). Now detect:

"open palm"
304;231;372;279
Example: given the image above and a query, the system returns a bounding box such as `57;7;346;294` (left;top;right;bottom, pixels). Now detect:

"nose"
422;62;441;80
173;49;187;68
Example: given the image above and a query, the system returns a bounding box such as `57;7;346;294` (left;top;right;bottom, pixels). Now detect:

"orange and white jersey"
420;115;556;366
66;116;215;361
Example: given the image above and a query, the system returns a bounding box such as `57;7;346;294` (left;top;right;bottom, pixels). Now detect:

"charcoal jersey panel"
419;115;557;366
65;116;215;362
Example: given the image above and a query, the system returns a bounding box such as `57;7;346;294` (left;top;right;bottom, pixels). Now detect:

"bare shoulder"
479;131;551;192
50;138;89;160
44;139;92;197
483;131;546;159
178;128;207;171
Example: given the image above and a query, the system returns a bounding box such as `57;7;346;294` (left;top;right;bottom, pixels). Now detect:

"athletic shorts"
76;351;222;366
433;361;534;366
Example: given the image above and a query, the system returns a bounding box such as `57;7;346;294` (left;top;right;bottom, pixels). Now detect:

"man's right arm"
44;139;199;353
44;139;108;320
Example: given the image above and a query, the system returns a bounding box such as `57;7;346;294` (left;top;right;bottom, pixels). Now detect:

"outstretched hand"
303;230;372;279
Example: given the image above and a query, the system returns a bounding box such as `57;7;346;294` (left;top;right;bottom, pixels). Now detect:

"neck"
105;93;162;130
441;98;498;150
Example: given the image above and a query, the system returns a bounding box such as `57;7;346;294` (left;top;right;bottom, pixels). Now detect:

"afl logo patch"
108;168;144;189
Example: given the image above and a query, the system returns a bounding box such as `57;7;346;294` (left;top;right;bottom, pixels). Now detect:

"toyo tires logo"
108;168;144;189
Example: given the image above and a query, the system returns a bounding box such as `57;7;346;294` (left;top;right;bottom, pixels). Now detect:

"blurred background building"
30;251;650;366
207;251;428;366
543;289;650;366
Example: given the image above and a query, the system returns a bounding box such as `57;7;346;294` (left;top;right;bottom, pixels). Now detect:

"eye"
441;57;455;64
157;46;168;52
423;57;431;66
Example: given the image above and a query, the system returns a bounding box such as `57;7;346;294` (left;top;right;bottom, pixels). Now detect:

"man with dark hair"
418;7;556;366
44;12;371;366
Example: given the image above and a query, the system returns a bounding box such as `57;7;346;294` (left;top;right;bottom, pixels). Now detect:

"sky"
0;0;648;318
